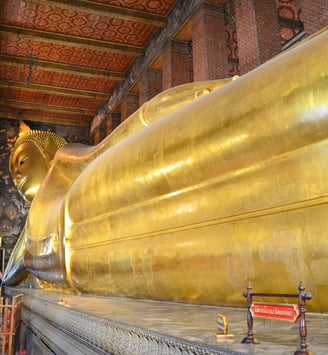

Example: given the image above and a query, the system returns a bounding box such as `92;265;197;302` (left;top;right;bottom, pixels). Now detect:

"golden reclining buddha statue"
4;28;328;312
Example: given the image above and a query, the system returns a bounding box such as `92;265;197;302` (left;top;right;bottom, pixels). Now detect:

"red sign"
250;303;300;323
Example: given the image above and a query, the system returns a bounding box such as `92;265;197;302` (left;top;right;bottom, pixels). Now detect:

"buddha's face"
10;141;50;203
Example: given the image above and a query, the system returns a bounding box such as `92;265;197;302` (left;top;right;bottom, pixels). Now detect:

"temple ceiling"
0;0;182;127
0;0;303;129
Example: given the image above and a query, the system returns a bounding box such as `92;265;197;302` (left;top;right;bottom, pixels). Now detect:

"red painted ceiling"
0;0;179;127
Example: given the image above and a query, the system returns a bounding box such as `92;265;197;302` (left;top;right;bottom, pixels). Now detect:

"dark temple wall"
0;120;28;270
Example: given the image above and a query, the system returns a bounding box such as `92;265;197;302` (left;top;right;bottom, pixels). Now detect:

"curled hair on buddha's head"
9;130;67;171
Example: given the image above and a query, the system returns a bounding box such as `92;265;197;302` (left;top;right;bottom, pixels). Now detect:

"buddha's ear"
44;136;59;161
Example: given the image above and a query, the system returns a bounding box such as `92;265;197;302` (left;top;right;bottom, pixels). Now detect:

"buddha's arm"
2;227;28;285
105;77;237;147
53;78;237;169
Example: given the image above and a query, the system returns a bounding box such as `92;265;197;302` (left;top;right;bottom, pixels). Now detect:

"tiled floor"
17;289;328;354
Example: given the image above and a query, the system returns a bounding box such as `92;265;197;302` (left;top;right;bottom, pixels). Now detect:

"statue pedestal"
3;287;240;355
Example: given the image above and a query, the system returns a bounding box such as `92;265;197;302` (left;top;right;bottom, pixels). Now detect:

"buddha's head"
9;130;67;203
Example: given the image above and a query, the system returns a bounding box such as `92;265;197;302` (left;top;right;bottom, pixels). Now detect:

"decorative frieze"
18;291;241;355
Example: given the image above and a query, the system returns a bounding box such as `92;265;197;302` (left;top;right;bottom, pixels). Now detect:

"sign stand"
241;281;312;354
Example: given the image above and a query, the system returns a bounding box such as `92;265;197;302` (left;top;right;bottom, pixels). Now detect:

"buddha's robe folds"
4;28;328;311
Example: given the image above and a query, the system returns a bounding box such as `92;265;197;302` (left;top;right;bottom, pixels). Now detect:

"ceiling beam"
0;80;110;99
0;25;144;56
0;55;125;79
33;0;167;27
0;98;96;116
